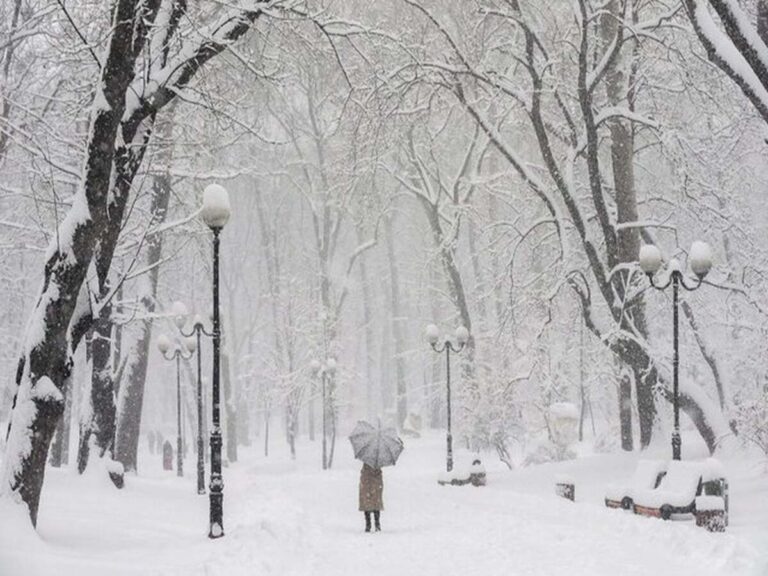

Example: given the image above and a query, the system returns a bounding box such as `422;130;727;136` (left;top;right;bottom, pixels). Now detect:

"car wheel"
621;497;632;510
660;505;672;520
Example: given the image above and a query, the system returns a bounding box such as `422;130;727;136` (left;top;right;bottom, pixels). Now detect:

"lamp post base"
672;429;681;461
208;488;224;539
208;429;224;538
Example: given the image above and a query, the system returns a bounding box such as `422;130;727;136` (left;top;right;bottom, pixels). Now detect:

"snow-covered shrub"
733;386;768;458
459;375;521;469
592;428;620;453
522;438;576;466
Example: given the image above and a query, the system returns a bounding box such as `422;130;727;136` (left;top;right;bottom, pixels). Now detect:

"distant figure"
148;430;156;455
359;463;383;532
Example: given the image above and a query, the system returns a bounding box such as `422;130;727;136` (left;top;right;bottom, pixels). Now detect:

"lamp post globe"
689;241;713;278
425;324;440;346
639;244;662;275
184;336;197;354
202;184;231;230
455;326;469;346
171;301;188;329
157;334;172;355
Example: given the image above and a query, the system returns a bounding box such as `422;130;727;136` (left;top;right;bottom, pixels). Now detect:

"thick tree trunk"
384;214;408;428
618;371;634;451
357;225;377;421
601;1;656;447
115;139;171;473
0;0;159;525
49;376;72;468
77;302;122;487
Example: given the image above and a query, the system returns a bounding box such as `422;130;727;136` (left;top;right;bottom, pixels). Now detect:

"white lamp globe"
425;324;440;345
310;359;322;374
689;241;713;278
185;336;197;353
201;184;231;229
639;244;662;275
171;301;188;329
455;326;469;345
157;334;172;355
325;358;337;374
193;314;205;329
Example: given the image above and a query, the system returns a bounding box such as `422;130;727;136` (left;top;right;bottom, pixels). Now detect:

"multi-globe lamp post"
425;324;469;473
201;183;231;539
639;241;713;461
170;302;214;496
157;331;195;477
311;357;337;470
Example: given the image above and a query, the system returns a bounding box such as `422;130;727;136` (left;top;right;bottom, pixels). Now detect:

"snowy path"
1;436;766;576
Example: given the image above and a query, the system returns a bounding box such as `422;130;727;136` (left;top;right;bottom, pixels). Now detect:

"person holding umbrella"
359;463;383;532
349;420;404;533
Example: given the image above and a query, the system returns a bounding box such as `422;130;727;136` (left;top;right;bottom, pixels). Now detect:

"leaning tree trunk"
115;132;172;473
0;0;156;525
618;370;634;451
76;302;123;487
49;375;72;468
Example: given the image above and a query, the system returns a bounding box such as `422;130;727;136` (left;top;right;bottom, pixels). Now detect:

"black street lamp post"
425;324;469;472
201;183;231;539
158;333;195;477
179;312;215;496
640;241;713;461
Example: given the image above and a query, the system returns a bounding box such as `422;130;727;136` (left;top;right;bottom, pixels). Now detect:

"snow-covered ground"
1;434;767;576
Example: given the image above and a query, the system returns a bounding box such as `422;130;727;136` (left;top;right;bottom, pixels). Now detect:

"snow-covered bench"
604;460;667;510
632;461;703;520
700;458;729;526
695;496;726;532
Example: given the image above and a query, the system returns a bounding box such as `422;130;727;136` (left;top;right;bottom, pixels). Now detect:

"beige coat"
358;464;384;511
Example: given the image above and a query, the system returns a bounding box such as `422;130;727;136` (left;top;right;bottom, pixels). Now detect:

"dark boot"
364;511;371;532
374;510;381;532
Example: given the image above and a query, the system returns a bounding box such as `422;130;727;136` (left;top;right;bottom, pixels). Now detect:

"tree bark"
357;225;377;422
77;305;123;487
0;0;160;525
384;213;408;428
619;371;634;451
49;376;72;468
114;127;172;473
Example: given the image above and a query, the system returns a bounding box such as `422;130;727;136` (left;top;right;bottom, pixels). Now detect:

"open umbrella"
349;420;404;469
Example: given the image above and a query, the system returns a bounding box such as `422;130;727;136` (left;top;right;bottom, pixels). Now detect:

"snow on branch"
686;0;768;123
124;1;279;126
